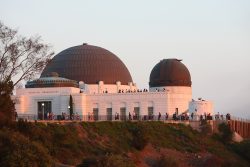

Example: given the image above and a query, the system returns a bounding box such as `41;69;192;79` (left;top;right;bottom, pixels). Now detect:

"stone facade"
14;85;192;120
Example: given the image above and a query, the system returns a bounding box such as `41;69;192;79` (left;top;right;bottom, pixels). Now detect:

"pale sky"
1;0;250;118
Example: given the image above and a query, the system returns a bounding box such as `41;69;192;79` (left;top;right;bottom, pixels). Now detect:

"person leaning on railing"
226;113;231;121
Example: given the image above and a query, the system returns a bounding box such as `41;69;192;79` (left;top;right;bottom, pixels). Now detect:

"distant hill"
0;121;249;167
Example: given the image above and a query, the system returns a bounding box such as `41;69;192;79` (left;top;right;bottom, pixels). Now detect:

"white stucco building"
189;98;214;120
13;43;211;121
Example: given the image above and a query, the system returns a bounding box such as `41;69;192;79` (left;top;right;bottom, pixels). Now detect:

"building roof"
41;44;133;85
25;72;78;88
149;59;192;87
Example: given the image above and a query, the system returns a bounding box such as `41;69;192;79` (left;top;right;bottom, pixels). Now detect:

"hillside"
0;121;249;167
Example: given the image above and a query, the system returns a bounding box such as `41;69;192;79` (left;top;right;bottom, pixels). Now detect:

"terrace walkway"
17;114;250;139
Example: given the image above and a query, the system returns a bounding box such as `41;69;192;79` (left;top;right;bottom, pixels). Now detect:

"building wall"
150;86;192;115
14;86;192;119
85;92;167;116
189;100;214;116
83;82;137;94
14;87;80;115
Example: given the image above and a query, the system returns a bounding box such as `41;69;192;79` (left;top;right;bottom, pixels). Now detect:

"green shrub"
0;128;54;167
101;154;135;167
16;119;32;134
127;123;148;150
200;120;212;136
78;155;135;167
155;155;179;167
230;140;250;162
77;157;98;167
218;123;233;144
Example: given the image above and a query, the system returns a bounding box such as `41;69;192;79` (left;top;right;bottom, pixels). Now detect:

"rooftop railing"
16;113;247;122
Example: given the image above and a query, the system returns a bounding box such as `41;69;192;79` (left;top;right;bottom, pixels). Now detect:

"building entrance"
38;101;52;120
93;108;99;121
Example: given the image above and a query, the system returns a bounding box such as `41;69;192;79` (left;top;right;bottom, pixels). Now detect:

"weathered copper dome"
41;44;133;85
149;59;191;87
26;72;78;88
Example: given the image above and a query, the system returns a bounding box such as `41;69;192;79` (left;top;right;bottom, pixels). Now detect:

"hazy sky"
1;0;250;118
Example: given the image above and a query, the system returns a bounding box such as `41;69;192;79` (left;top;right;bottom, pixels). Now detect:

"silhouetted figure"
207;113;212;120
14;111;18;121
115;112;119;120
158;112;161;121
165;112;168;120
173;113;177;121
129;112;132;120
200;115;203;121
215;112;220;120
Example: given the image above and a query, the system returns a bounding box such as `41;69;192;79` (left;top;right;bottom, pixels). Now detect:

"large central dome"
41;44;133;85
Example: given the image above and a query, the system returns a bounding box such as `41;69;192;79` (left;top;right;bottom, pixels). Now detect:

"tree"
0;21;54;87
0;21;53;124
69;95;73;120
0;80;15;126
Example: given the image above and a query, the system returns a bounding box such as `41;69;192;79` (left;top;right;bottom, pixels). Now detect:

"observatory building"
14;44;213;120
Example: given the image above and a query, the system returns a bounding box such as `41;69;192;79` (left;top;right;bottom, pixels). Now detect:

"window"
133;107;140;120
148;107;154;120
107;108;112;121
120;107;126;121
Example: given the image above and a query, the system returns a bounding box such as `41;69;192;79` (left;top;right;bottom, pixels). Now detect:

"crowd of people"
17;111;232;122
118;89;149;93
40;112;81;121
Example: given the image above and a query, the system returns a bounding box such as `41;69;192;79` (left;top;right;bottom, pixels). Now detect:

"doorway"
93;108;99;121
38;101;52;120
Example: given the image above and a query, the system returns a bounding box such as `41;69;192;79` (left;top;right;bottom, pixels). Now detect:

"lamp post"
42;103;45;120
68;106;70;120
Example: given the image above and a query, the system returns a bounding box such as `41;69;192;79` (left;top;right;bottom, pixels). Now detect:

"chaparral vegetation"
0;121;249;167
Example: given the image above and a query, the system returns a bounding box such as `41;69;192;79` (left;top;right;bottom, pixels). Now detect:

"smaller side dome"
46;72;59;77
25;74;79;88
149;59;192;87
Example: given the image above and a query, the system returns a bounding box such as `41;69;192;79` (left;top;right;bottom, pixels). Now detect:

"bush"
218;123;233;144
101;154;135;167
78;155;135;167
77;157;98;167
154;156;179;167
230;140;250;162
0;128;54;167
16;119;32;134
127;123;148;150
200;120;212;136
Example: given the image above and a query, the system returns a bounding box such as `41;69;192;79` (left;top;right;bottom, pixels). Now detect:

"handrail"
16;113;250;122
